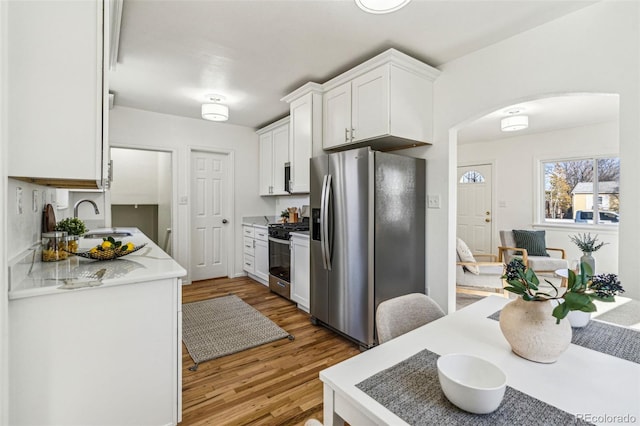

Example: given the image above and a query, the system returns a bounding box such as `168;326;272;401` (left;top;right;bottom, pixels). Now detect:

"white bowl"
437;353;507;414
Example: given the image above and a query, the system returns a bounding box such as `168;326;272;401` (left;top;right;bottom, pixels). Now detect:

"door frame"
456;161;497;256
188;146;235;281
109;143;179;261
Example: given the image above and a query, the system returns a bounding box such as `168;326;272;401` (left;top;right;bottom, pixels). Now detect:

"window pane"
543;157;619;225
595;157;620;224
460;170;485;183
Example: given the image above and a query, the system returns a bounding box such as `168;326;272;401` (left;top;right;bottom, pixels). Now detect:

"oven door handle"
268;236;290;245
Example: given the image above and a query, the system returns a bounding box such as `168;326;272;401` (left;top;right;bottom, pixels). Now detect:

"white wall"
1;0;9;421
108;106;275;282
110;148;172;249
459;121;619;274
415;1;640;312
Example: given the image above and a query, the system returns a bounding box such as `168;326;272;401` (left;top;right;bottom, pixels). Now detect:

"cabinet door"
271;124;290;195
289;94;312;193
323;82;352;149
258;132;274;195
351;65;389;142
254;239;269;283
7;0;104;184
291;236;310;312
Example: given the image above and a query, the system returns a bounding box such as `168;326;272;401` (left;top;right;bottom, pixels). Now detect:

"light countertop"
242;215;279;226
8;228;186;300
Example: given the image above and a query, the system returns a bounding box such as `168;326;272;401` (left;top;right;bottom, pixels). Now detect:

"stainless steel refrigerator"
310;147;425;348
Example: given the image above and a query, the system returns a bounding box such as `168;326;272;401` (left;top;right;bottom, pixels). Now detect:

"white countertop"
242;215;279;226
8;228;186;300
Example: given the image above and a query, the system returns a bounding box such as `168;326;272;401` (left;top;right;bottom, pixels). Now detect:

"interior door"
457;164;493;255
191;150;229;280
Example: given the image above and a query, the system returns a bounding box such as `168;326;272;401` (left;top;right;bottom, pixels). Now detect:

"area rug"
182;294;293;370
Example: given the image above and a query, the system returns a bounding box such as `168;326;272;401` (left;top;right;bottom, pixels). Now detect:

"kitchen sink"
83;228;133;239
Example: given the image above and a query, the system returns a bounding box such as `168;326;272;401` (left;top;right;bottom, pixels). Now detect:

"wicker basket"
71;243;147;261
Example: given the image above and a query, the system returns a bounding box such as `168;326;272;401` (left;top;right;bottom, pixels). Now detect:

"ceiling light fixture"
501;115;529;132
202;94;229;122
355;0;411;14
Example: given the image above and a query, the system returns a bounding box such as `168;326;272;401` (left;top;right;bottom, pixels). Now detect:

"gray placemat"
356;349;592;426
488;311;640;364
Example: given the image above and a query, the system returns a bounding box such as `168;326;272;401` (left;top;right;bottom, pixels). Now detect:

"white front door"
457;164;493;255
191;150;230;280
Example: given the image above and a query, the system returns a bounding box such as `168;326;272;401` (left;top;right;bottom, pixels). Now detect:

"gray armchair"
498;230;568;287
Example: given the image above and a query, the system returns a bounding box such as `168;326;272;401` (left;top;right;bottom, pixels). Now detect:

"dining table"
319;295;640;426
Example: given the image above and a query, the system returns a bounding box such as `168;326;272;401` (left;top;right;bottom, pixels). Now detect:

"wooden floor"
181;276;361;426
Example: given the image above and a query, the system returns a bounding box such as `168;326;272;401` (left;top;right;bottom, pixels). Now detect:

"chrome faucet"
73;199;100;218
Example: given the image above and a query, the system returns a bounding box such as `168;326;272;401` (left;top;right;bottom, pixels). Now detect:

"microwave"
284;162;291;193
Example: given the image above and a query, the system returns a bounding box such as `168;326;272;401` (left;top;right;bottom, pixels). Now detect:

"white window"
542;157;619;225
460;170;485;183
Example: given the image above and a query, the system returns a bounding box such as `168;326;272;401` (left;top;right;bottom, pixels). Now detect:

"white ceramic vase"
499;297;572;363
567;310;591;328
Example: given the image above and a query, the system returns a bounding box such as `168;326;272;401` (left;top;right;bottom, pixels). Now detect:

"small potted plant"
569;232;608;274
498;259;623;363
55;217;87;253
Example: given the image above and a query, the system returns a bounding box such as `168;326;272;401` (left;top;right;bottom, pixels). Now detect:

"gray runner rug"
182;294;293;370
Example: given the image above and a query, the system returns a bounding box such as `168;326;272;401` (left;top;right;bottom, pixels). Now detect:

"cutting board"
42;204;56;232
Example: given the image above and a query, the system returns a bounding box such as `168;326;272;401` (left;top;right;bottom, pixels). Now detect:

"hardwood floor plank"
181;277;360;425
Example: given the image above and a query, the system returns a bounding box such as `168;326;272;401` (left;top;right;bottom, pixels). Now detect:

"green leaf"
552;302;570;323
504;286;525;295
115;241;122;248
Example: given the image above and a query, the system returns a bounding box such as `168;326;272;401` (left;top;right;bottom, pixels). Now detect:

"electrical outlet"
427;194;441;209
16;187;23;214
32;190;39;212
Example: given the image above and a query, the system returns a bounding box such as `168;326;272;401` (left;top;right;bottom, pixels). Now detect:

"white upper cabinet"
322;49;440;151
282;84;322;194
7;0;108;189
257;117;289;196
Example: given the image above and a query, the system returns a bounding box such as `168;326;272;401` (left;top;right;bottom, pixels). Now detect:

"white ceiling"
109;0;602;134
457;94;620;144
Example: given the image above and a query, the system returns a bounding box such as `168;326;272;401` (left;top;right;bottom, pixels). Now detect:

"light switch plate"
427;194;441;209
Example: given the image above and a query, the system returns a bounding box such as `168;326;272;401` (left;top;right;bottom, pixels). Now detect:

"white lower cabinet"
243;224;269;285
9;278;182;425
290;233;310;312
254;225;269;283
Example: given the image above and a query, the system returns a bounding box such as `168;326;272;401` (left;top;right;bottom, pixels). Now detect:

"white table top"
320;296;640;425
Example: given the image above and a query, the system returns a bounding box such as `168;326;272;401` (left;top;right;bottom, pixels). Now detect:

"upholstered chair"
376;293;445;344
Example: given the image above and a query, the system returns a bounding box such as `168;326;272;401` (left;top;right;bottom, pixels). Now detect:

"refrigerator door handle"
324;174;332;271
320;174;329;270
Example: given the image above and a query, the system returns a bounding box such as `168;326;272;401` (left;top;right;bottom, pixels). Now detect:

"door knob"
485;218;491;223
222;219;228;224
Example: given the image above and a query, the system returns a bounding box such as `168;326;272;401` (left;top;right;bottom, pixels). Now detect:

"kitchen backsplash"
275;194;309;219
7;179;57;255
7;178;107;256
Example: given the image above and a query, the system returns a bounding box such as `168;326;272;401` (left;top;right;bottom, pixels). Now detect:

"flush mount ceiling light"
501;115;529;132
355;0;411;14
500;108;528;132
202;94;229;122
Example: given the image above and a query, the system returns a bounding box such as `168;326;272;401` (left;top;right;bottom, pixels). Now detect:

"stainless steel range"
268;221;309;300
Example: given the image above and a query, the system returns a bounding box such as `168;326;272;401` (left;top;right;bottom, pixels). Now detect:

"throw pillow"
456;238;479;274
512;230;550;257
